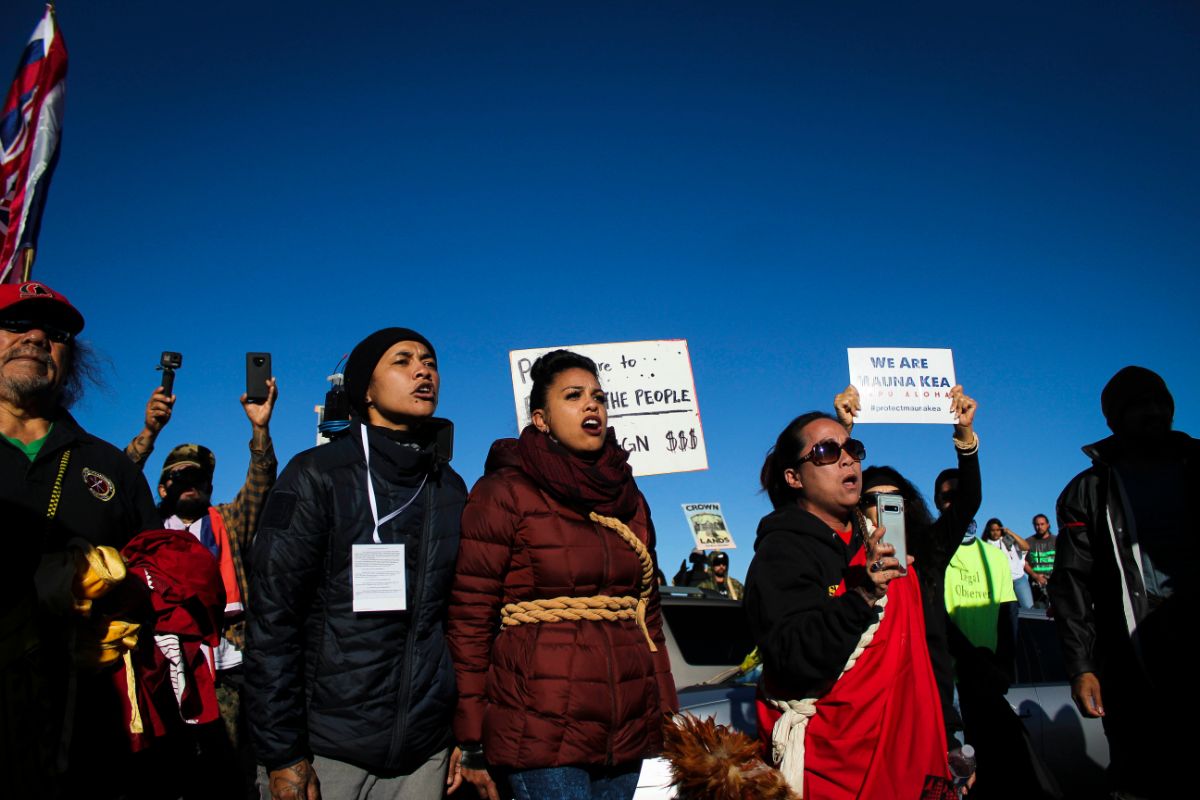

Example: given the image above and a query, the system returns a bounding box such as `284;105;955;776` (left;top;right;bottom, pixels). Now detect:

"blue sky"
5;1;1197;580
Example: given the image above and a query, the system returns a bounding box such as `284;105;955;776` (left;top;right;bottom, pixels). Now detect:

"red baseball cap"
0;281;85;335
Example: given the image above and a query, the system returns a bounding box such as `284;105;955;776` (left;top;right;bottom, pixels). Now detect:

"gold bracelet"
953;431;979;453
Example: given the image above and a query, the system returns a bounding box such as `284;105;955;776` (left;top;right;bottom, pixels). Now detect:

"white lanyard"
362;425;428;544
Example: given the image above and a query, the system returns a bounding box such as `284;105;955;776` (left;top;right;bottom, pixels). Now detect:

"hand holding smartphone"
246;352;272;404
875;493;908;575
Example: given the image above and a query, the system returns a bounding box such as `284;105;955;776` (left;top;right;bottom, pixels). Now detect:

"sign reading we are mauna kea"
509;340;707;477
847;347;958;425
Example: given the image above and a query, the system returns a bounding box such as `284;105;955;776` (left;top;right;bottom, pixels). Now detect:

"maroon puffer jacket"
448;439;678;769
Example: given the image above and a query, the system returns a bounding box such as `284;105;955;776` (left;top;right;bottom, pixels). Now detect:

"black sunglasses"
0;318;74;344
796;437;866;467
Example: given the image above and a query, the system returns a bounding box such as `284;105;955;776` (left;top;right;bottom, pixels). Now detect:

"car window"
1015;613;1069;684
661;601;754;667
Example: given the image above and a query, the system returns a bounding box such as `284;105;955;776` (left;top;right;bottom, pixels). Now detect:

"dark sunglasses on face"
0;319;74;343
165;467;209;486
796;437;866;467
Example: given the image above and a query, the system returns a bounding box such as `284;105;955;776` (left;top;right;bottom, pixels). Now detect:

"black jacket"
1050;431;1198;680
2;411;158;622
745;505;879;698
246;421;467;773
1;411;158;795
911;446;981;740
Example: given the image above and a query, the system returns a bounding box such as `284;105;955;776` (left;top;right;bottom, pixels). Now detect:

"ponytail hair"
760;411;837;509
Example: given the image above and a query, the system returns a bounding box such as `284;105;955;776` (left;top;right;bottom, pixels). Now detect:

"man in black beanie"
1052;365;1194;798
247;328;467;800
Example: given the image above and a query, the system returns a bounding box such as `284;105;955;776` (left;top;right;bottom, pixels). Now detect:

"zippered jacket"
448;436;677;768
1051;431;1198;680
246;421;466;772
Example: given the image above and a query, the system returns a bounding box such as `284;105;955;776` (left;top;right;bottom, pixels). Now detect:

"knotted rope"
496;511;658;652
765;515;885;797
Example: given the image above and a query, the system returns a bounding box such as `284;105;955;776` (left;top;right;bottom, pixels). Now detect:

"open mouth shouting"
412;381;437;401
581;414;604;436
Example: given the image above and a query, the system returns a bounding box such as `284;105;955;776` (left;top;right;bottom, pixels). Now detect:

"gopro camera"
158;351;182;394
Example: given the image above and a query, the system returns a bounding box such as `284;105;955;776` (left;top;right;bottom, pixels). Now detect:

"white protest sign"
681;503;735;550
509;340;707;477
847;348;957;424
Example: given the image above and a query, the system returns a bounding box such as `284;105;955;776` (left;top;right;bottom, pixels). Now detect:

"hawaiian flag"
0;5;67;284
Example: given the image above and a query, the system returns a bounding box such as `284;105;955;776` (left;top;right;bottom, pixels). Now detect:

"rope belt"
766;593;886;796
765;513;882;797
497;511;659;652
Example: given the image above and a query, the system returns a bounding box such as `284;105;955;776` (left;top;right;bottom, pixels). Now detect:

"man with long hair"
0;281;158;796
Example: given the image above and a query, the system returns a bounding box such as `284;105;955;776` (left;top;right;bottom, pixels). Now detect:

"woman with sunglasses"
746;412;952;799
448;350;676;800
841;384;980;751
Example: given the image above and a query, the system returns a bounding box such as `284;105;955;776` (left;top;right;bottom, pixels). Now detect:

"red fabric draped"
758;550;954;799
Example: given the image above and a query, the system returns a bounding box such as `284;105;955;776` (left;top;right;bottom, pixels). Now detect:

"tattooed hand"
269;759;320;800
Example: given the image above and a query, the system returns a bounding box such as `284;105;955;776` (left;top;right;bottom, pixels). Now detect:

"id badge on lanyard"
351;425;427;613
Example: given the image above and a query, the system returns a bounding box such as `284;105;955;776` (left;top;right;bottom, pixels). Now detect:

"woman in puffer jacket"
449;349;677;800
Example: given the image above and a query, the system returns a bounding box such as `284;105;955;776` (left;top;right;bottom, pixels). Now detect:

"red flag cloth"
1;4;68;283
112;528;225;750
207;506;242;612
757;554;954;799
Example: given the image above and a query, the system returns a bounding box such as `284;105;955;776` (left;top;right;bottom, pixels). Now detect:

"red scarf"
757;550;953;799
515;425;641;519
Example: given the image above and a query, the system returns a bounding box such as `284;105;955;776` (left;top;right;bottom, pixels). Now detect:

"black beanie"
1101;366;1174;430
344;327;436;418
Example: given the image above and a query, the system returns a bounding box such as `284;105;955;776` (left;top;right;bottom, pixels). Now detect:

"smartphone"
159;351;182;395
875;493;908;575
245;352;272;403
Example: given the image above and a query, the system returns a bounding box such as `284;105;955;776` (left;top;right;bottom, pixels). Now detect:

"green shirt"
944;538;1017;652
1;424;53;462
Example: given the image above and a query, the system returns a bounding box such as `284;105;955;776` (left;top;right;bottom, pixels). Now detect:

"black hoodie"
745;504;880;698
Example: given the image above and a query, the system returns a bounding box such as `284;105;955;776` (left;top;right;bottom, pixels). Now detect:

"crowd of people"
1;279;1187;800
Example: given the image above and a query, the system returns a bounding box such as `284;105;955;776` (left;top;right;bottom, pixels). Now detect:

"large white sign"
681;503;735;550
847;347;957;424
509;340;708;477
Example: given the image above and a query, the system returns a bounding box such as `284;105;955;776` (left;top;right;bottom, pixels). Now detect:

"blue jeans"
1013;575;1034;609
506;762;642;800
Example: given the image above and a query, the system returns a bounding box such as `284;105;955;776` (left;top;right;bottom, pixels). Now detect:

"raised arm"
123;387;175;467
1005;528;1031;552
221;378;280;548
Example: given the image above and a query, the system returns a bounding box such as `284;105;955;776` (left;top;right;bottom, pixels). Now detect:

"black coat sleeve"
913;447;982;578
1050;472;1099;678
746;532;879;696
245;455;330;771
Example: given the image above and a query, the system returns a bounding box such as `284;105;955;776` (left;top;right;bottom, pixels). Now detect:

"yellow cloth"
944;539;1017;652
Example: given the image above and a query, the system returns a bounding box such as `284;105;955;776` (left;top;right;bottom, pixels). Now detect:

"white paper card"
351;544;407;612
846;347;957;424
508;339;707;477
681;503;736;551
